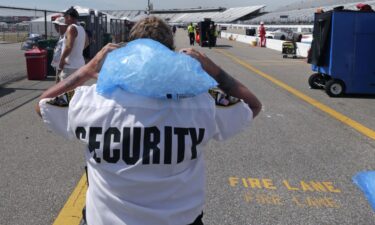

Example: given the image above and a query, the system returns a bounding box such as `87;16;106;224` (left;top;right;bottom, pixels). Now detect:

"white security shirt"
39;84;252;225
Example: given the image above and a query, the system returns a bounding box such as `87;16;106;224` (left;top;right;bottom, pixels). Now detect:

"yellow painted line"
249;63;301;66
247;60;305;64
217;49;375;141
53;174;87;225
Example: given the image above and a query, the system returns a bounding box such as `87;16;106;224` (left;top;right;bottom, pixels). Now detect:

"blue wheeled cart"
308;10;375;97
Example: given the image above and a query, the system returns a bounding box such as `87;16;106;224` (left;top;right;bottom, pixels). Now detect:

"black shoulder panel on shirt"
208;88;240;107
46;90;75;107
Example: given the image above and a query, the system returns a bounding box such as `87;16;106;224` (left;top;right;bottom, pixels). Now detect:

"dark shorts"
188;212;204;225
83;209;203;225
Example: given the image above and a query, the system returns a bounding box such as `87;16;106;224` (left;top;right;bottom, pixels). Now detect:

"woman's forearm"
39;68;90;99
213;69;262;118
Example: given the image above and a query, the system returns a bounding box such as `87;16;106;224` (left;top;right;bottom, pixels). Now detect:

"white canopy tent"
29;12;62;37
0;22;8;29
120;16;131;21
129;13;148;22
29;6;117;37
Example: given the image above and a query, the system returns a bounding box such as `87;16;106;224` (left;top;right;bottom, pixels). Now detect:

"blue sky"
0;0;297;11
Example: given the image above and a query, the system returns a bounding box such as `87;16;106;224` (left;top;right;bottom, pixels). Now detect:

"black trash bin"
103;33;113;46
246;28;256;36
38;39;58;76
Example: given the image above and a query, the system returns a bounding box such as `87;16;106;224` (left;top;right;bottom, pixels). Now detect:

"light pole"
147;0;150;15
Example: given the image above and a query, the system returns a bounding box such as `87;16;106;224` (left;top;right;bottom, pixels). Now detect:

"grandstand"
245;0;375;24
104;10;147;20
104;1;375;25
104;5;265;23
275;0;374;12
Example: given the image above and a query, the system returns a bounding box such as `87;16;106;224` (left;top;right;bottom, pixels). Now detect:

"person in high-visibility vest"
259;22;266;47
187;23;195;46
213;25;219;46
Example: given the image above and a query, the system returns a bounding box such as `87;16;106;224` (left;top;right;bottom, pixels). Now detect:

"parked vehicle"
276;28;302;42
261;28;302;42
265;28;278;39
245;28;256;36
217;25;227;31
301;33;313;43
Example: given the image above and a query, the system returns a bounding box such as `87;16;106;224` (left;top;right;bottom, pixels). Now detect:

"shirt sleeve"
210;89;253;141
39;92;75;140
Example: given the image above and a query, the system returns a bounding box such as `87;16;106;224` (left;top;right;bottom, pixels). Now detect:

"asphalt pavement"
0;29;374;225
0;43;27;85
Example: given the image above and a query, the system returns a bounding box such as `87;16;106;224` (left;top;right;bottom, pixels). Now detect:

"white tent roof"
103;12;119;20
120;16;131;20
129;13;148;22
31;13;62;22
29;6;117;36
31;6;119;22
72;5;92;16
71;5;120;19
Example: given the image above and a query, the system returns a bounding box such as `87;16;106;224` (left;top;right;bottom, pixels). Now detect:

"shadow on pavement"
0;77;55;117
214;44;233;49
44;76;56;81
0;87;48;97
0;94;40;118
282;56;307;60
341;93;375;99
310;89;375;99
0;88;15;98
0;77;54;98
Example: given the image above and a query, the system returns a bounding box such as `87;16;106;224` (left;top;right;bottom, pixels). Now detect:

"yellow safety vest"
188;25;195;33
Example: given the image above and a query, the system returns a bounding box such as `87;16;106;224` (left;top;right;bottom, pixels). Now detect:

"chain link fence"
0;6;59;86
0;24;29;43
0;5;114;87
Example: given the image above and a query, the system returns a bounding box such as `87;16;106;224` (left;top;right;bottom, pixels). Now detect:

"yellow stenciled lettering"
248;178;262;189
324;197;340;208
262;179;277;190
309;181;327;192
255;194;272;204
305;197;340;208
283;180;299;191
291;196;304;207
244;192;253;203
229;177;239;187
306;197;320;208
322;181;341;193
300;181;315;192
255;194;283;206
272;195;283;205
242;178;249;188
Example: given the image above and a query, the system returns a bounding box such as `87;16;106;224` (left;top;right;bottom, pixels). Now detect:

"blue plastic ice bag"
96;38;217;99
353;171;375;211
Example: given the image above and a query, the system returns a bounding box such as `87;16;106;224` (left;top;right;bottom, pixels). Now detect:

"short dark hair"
64;7;79;18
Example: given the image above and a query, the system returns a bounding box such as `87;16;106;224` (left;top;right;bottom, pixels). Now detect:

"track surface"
0;30;374;225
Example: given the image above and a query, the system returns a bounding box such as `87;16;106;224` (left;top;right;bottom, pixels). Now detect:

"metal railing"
0;5;59;86
0;5;111;86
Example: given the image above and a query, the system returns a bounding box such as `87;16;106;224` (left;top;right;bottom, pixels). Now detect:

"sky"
0;0;298;11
